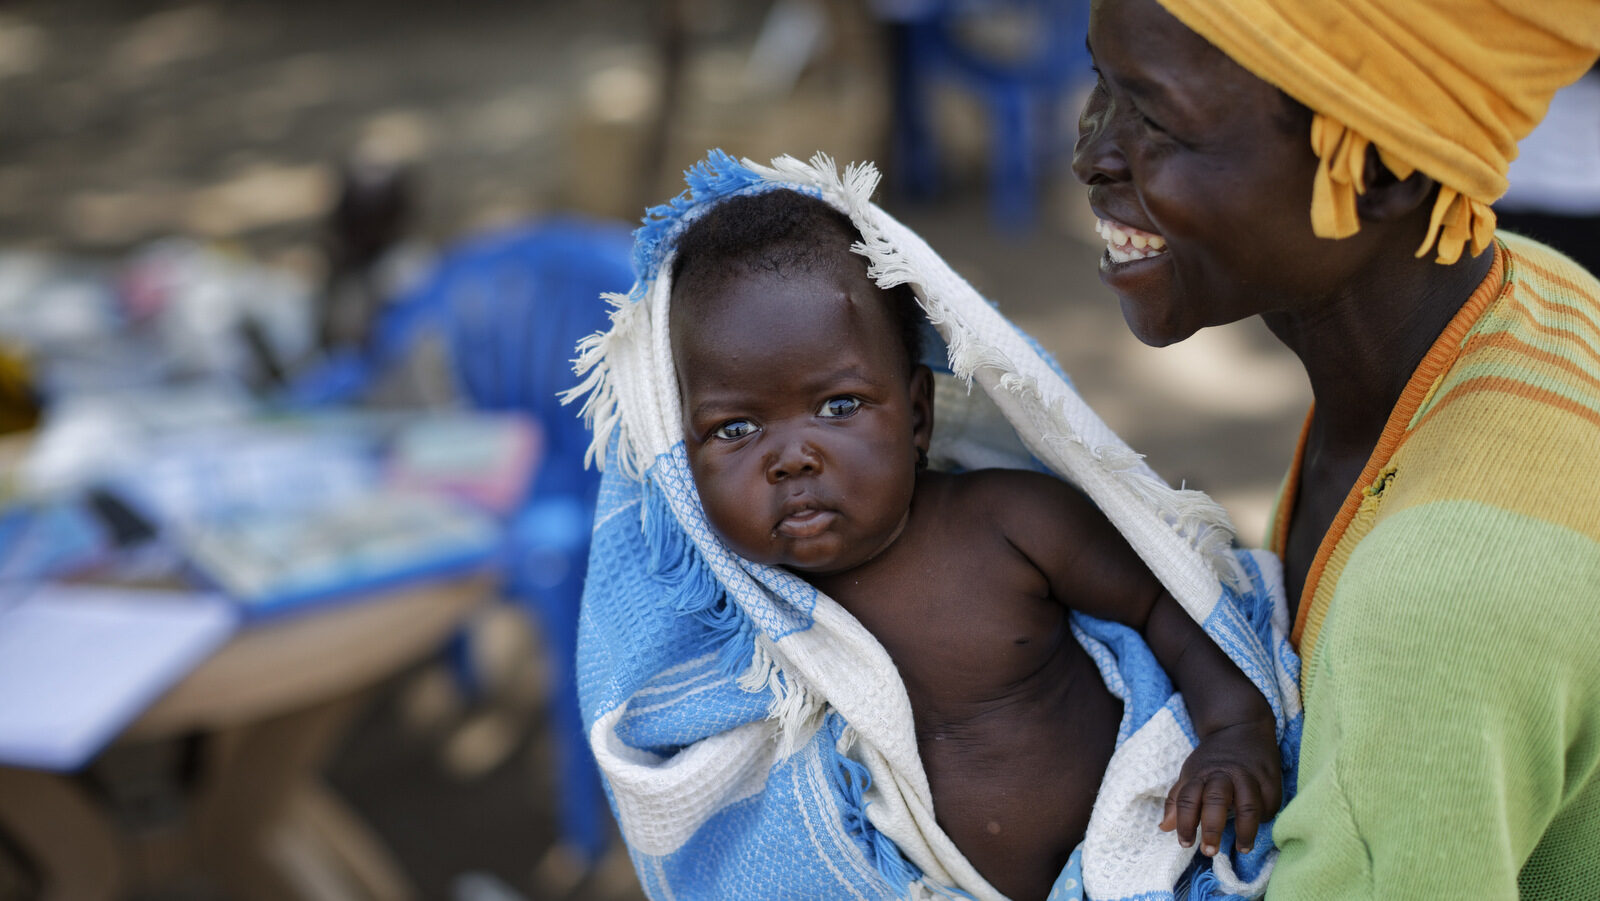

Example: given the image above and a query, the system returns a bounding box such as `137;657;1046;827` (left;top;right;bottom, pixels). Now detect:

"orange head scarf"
1154;0;1600;263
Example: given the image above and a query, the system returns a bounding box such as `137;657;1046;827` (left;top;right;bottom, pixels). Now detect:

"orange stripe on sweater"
1289;244;1507;652
1454;330;1600;397
1496;286;1600;367
1511;291;1600;345
1512;254;1600;312
1413;374;1600;435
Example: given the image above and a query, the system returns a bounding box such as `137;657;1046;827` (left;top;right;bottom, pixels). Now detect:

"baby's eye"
714;419;757;440
818;396;861;418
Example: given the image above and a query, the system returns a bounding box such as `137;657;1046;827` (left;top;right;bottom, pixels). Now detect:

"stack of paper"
0;585;238;770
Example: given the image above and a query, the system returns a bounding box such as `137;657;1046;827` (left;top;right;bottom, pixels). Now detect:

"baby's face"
672;263;931;577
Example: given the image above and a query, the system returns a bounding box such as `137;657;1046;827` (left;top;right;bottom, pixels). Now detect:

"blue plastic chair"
888;0;1093;226
291;217;634;863
427;218;633;864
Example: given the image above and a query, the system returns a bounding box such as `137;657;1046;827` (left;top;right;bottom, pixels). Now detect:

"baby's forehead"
670;263;906;379
673;232;863;292
671;250;887;326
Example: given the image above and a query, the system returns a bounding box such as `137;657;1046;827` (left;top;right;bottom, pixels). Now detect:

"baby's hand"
1159;718;1281;857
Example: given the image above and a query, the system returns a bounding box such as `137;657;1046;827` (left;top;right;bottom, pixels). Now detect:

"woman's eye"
1130;102;1166;134
714;419;756;440
818;396;860;418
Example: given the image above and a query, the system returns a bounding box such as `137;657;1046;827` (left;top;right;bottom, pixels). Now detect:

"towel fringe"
1078;423;1243;587
579;151;1299;901
639;477;756;676
823;714;931;898
809;147;1245;589
641;477;827;752
575;150;1241;588
563;292;644;477
633;150;769;290
641;478;701;589
1043;398;1246;589
749;635;827;756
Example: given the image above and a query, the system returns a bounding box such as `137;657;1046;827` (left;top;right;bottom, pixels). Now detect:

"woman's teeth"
1095;218;1168;264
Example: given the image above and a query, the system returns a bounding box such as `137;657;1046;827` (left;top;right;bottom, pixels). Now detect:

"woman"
1072;0;1600;897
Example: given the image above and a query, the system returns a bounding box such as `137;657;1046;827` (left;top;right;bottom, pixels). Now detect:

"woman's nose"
766;438;822;483
1072;91;1129;186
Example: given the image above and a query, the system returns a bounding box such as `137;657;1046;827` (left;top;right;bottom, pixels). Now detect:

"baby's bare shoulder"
943;467;1087;506
939;468;1104;533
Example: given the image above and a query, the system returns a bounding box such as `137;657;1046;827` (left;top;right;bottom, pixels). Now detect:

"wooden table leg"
2;578;484;899
276;780;416;901
0;766;124;901
187;690;416;901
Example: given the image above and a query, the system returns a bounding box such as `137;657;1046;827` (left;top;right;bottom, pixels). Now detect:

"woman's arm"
1267;506;1600;899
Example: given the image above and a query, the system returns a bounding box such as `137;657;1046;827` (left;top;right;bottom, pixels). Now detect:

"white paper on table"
0;585;239;771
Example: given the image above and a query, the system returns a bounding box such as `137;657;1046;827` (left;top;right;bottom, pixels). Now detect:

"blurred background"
0;1;1319;900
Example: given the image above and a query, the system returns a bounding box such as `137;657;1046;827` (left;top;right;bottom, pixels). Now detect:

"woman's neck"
1262;244;1496;455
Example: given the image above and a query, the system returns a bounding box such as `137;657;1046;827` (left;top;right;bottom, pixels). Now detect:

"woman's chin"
1119;300;1196;348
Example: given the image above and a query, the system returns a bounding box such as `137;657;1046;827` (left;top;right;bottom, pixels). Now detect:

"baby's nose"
767;439;822;482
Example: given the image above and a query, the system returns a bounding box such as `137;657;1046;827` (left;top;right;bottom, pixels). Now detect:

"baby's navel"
986;821;1002;835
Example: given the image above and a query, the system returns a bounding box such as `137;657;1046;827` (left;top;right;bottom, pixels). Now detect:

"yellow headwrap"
1155;0;1600;264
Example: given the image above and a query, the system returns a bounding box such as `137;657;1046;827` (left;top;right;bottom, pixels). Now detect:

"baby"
668;189;1279;901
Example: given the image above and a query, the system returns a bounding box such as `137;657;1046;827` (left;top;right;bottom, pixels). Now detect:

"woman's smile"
1095;216;1168;264
1074;1;1337;348
1092;212;1176;307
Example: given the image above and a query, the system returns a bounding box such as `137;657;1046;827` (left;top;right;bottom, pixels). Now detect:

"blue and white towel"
567;151;1302;900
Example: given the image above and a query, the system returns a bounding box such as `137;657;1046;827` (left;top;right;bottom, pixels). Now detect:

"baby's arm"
980;469;1281;855
1143;599;1281;856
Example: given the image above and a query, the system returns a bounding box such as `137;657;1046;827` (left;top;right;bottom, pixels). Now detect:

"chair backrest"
921;0;1091;90
402;218;635;492
404;220;636;863
887;0;1093;225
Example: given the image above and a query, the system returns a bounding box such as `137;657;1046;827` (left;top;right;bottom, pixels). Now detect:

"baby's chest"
868;578;1073;691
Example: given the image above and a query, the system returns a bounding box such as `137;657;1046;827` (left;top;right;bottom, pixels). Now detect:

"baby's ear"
909;365;934;452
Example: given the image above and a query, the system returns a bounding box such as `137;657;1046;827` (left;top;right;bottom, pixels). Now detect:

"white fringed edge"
796;153;1245;589
562;150;1266;901
561;291;645;477
742;632;829;758
563;149;1244;596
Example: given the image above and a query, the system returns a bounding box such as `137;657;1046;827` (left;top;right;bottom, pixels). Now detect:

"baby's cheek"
696;483;770;561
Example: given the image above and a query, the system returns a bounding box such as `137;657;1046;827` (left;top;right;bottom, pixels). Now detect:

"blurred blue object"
886;0;1093;226
291;217;635;863
438;218;634;865
0;498;110;594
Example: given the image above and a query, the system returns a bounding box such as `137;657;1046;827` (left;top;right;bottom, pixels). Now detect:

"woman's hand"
1160;717;1283;856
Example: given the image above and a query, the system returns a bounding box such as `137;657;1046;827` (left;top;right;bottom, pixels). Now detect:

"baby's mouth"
774;507;837;539
1095;218;1168;264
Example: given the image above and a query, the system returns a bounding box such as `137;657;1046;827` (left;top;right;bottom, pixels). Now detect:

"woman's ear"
909;364;934;456
1356;144;1436;223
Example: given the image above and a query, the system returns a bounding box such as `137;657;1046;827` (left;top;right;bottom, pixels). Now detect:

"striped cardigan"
1266;234;1600;899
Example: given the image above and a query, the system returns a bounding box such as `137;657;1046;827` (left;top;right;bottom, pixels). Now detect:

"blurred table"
0;572;490;901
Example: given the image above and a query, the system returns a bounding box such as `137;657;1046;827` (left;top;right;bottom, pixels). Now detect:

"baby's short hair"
671;189;925;370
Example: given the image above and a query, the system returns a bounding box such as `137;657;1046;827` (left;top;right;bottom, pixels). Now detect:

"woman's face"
1073;0;1357;347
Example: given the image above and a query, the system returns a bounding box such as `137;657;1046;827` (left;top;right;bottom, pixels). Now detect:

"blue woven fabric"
571;152;1302;900
579;448;1300;899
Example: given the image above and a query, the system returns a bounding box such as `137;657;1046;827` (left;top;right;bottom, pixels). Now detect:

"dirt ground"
0;2;1311;898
